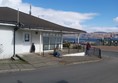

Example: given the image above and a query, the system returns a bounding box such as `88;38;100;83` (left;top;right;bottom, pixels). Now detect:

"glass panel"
43;45;49;50
43;33;49;36
43;37;49;44
24;33;30;42
43;37;49;50
50;37;56;50
50;45;55;50
56;37;61;44
50;37;56;45
58;34;62;37
43;34;62;50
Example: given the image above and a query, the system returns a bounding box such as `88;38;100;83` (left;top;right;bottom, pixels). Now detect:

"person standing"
85;42;91;55
30;43;35;53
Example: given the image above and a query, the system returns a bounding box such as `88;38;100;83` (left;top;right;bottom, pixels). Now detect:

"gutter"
0;23;15;26
21;28;86;34
13;27;19;57
12;22;24;59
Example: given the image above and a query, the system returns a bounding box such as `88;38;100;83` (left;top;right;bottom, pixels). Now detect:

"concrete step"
16;53;59;68
11;56;19;60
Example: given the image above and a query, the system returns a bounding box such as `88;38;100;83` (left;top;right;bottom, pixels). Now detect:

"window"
24;33;31;42
50;37;56;50
43;37;49;50
43;32;62;50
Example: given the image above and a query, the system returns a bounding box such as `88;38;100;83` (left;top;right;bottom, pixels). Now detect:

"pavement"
93;46;118;52
0;53;101;73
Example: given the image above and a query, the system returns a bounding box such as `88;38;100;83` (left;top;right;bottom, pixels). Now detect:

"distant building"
114;34;118;38
80;32;118;39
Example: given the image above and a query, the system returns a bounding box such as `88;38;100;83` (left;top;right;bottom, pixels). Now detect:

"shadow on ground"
56;80;69;83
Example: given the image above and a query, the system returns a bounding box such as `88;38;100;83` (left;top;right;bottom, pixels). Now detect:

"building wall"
0;27;42;59
15;30;63;54
15;30;41;54
0;26;14;59
0;26;63;59
31;31;41;53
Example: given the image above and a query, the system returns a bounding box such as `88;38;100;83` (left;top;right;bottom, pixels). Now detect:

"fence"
62;46;85;55
42;44;85;56
42;44;101;58
88;47;102;58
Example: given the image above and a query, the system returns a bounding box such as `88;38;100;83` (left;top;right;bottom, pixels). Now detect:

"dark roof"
0;7;86;33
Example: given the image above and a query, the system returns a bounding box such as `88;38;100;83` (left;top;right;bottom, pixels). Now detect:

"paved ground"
0;52;101;73
102;50;118;58
93;46;118;52
1;46;117;73
0;53;118;83
0;59;35;73
0;46;118;82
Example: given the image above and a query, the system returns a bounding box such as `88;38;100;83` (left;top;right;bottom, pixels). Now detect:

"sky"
0;0;118;32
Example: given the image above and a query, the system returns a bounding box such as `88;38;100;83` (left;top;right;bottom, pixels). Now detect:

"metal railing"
62;46;85;54
88;47;102;58
42;44;85;56
42;44;101;58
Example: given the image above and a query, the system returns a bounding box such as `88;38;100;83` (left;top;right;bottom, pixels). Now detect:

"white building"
0;7;86;59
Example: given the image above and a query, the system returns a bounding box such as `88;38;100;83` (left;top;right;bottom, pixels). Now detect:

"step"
16;53;59;68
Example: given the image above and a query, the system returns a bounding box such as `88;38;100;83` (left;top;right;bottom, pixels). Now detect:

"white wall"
39;32;43;53
0;26;64;59
15;30;31;53
15;30;23;54
31;31;41;52
0;26;14;59
15;30;41;54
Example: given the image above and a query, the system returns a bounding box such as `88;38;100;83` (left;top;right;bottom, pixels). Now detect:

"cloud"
85;26;118;32
0;0;97;30
83;17;118;32
0;0;21;6
113;17;118;23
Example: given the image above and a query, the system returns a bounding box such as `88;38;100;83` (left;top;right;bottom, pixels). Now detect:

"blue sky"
0;0;118;32
23;0;118;27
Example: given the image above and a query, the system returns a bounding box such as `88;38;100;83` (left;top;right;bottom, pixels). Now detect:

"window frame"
23;32;31;43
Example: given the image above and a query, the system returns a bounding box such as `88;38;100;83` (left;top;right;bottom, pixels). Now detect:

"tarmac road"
102;50;118;57
0;51;118;83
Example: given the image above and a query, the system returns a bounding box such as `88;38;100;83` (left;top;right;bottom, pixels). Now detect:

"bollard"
98;48;102;58
68;48;69;54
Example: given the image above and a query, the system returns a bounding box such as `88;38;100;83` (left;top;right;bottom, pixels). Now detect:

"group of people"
53;42;91;57
30;43;61;58
30;42;91;57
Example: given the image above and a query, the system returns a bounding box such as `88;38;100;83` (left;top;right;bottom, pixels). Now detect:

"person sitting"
53;47;61;58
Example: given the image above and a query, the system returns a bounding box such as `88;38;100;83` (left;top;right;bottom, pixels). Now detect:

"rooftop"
0;7;86;33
